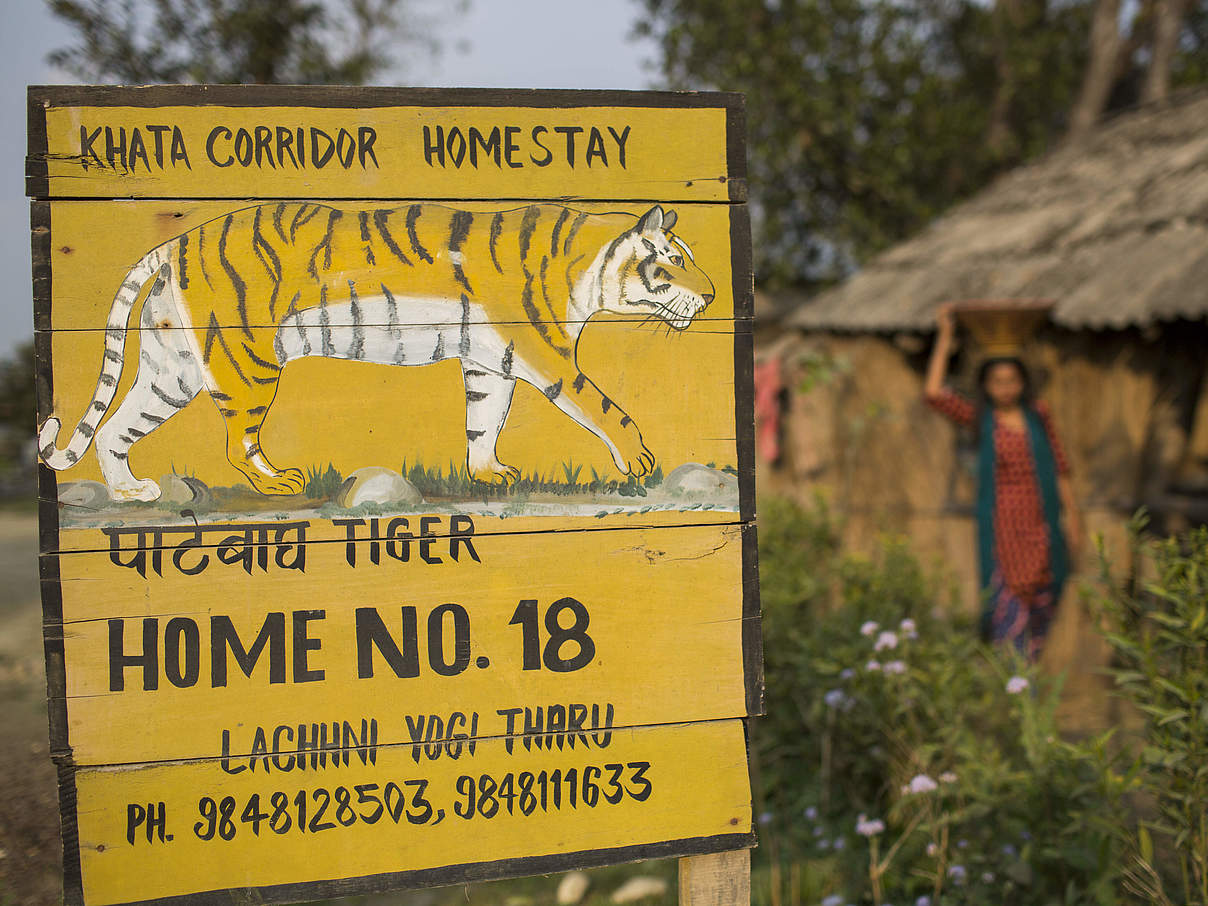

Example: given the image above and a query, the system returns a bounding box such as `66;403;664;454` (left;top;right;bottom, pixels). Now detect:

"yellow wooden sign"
30;85;759;906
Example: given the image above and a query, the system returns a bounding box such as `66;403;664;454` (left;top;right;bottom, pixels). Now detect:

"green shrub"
1091;514;1208;905
755;496;1128;905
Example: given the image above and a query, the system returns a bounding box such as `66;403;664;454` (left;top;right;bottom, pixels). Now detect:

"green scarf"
976;405;1067;633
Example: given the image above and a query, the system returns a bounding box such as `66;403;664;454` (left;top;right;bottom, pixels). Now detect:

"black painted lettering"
211;613;286;687
207;126;234;167
423;125;445;166
355;607;420;679
169;126;190;168
108;617;158;692
469;126;501;167
358;126;379;168
584;127;607;167
504;126;523;168
419;516;442;564
254;125;275;168
530;126;553;167
608;125;631;168
292;610;325;682
449;514;480;562
554;126;583;167
146;124;169;167
311;128;335;168
164;617;200;688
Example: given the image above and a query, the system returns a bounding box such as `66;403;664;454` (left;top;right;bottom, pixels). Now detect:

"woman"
924;304;1082;662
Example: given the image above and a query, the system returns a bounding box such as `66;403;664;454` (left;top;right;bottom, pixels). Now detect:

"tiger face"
616;206;716;330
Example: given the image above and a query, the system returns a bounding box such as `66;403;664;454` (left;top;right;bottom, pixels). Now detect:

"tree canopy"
636;0;1207;288
46;0;460;84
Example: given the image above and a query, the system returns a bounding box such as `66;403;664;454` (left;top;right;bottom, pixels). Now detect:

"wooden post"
679;849;750;905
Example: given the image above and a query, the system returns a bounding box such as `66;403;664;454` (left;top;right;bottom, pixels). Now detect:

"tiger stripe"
373;210;412;267
217;215;251;339
406;205;433;263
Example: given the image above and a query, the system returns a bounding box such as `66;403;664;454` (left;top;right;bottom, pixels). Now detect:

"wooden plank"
36;198;749;532
69;719;753;906
44;523;753;766
29;86;744;202
29;85;760;906
41;200;747;330
678;849;751;905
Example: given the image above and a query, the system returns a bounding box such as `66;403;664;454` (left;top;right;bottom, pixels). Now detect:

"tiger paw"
244;467;307;496
613;423;655;478
469;459;521;486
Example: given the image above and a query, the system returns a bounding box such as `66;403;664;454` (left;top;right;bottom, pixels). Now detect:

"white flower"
822;896;843;906
866;660;882;672
839;668;856;680
1001;843;1017;857
906;773;939;794
874;631;899;652
884;660;907;675
813;825;825;837
860;620;880;637
957;838;969;849
900;618;918;639
824;688;847;708
856;813;885;837
832;836;846;850
816;838;831;850
1006;675;1030;695
948;865;967;883
940;771;958;784
926;842;939;857
982;872;996;883
804;805;819;821
758;811;773;825
915;897;932;906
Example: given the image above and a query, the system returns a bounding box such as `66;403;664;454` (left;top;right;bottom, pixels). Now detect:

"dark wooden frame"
29;84;760;906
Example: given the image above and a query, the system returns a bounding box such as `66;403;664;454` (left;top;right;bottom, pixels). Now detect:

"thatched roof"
783;88;1208;332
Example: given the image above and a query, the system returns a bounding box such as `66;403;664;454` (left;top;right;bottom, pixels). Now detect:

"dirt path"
0;511;62;905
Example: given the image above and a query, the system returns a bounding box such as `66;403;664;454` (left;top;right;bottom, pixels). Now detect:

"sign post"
28;85;760;906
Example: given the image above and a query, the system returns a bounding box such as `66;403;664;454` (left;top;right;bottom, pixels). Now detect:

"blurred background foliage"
750;498;1208;905
636;0;1208;288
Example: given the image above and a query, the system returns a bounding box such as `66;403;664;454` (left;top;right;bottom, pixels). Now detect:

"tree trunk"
1067;0;1124;141
1142;0;1190;102
986;0;1026;158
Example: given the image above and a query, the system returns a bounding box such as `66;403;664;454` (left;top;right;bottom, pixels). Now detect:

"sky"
0;0;659;359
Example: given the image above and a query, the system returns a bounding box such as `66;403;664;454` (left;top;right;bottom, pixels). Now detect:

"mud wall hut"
757;89;1208;629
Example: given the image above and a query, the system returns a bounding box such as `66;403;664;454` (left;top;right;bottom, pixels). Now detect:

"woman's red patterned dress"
927;388;1071;658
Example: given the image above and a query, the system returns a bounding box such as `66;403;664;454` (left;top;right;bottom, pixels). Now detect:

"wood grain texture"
72;719;752;906
678;849;751;906
29;87;743;202
28;86;760;906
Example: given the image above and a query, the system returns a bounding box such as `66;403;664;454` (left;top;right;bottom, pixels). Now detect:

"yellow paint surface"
42;104;731;200
57;524;748;765
35;92;756;904
76;719;752;905
44;200;740;495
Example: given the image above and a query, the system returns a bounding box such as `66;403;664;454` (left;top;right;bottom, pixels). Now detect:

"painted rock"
336;466;423;508
158;474;204;505
663;462;738;496
58;480;110;510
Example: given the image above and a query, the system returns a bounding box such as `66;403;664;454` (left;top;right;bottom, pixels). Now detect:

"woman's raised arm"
924;303;956;400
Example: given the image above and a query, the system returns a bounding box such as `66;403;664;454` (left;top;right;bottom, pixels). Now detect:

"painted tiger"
38;202;716;501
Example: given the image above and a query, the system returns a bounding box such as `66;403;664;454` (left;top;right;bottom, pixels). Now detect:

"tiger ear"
637;205;665;233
